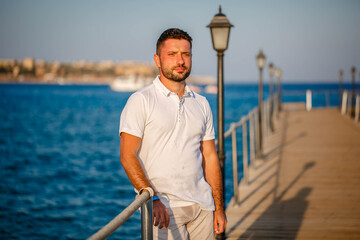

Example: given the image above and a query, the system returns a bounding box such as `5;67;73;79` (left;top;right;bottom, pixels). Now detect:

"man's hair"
156;28;192;55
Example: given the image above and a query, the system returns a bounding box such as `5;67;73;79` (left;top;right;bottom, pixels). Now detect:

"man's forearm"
120;133;154;194
121;154;153;192
201;140;225;211
205;159;224;211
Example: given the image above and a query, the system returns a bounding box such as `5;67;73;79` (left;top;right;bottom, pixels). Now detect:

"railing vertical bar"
141;197;153;240
274;93;279;118
231;124;239;203
242;121;249;185
249;111;255;167
267;100;271;134
278;89;282;112
255;107;260;155
265;101;269;137
347;90;352;116
277;93;280;117
276;92;280;118
306;90;312;111
341;90;348;115
263;102;266;137
262;103;266;138
355;94;360;123
272;95;275;130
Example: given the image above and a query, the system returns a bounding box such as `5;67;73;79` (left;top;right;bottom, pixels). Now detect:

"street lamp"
207;6;233;236
268;63;274;132
256;50;266;157
339;69;343;109
351;67;356;117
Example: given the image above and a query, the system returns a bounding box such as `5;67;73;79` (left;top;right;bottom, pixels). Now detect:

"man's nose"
176;54;185;65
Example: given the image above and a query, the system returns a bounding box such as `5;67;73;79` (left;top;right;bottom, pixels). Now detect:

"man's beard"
160;64;191;82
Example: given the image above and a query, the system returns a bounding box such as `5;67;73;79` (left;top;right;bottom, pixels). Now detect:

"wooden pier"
225;104;360;239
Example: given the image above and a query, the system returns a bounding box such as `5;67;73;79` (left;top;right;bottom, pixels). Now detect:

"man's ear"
154;54;161;68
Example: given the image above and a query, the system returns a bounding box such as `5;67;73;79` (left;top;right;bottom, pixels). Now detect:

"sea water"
0;82;348;239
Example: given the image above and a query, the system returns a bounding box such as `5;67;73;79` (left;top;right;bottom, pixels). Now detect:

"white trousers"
153;204;214;240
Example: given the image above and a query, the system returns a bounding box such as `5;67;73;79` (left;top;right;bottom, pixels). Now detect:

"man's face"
155;39;192;82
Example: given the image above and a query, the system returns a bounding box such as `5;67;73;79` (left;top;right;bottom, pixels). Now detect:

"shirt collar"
154;76;194;98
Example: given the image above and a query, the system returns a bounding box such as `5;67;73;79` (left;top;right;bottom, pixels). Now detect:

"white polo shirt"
119;76;215;211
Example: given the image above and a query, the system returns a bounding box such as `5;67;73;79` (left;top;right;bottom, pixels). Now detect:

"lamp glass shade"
275;69;280;78
210;27;230;51
256;51;266;69
275;68;282;78
257;58;265;69
269;63;274;75
351;67;356;77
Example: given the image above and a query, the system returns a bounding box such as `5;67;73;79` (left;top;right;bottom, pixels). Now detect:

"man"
119;28;226;239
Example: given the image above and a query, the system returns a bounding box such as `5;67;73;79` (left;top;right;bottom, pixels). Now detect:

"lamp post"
351;67;356;117
268;63;274;132
339;69;343;109
207;7;233;238
256;50;266;158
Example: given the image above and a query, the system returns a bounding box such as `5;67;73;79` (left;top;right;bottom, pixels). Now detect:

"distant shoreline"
0;74;217;86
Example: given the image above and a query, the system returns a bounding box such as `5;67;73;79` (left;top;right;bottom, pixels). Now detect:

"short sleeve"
119;93;147;138
201;99;215;141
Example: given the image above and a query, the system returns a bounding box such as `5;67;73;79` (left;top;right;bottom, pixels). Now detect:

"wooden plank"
225;105;360;239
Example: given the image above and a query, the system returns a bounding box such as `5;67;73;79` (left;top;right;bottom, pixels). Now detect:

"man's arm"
200;139;227;234
120;132;169;229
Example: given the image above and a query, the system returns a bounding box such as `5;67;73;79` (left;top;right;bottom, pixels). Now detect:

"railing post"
263;103;268;138
141;197;153;240
275;94;278;117
265;99;271;136
276;92;280;119
231;124;239;203
267;100;270;135
306;90;312;111
278;83;282;112
269;95;274;132
355;94;360;123
255;107;260;156
347;90;352;116
242;120;249;185
249;111;255;166
341;90;348;115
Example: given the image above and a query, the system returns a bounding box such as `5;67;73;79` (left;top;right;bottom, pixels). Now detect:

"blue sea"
0;82;351;239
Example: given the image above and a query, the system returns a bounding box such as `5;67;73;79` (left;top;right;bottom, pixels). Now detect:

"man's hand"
153;200;170;229
213;208;227;234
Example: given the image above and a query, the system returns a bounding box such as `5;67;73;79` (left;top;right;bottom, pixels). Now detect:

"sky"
0;0;359;83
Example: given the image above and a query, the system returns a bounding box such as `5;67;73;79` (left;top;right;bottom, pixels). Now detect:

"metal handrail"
88;191;152;240
222;92;280;203
285;89;338;109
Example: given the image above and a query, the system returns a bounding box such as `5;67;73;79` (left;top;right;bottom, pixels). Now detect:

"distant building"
35;59;46;78
22;57;35;72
